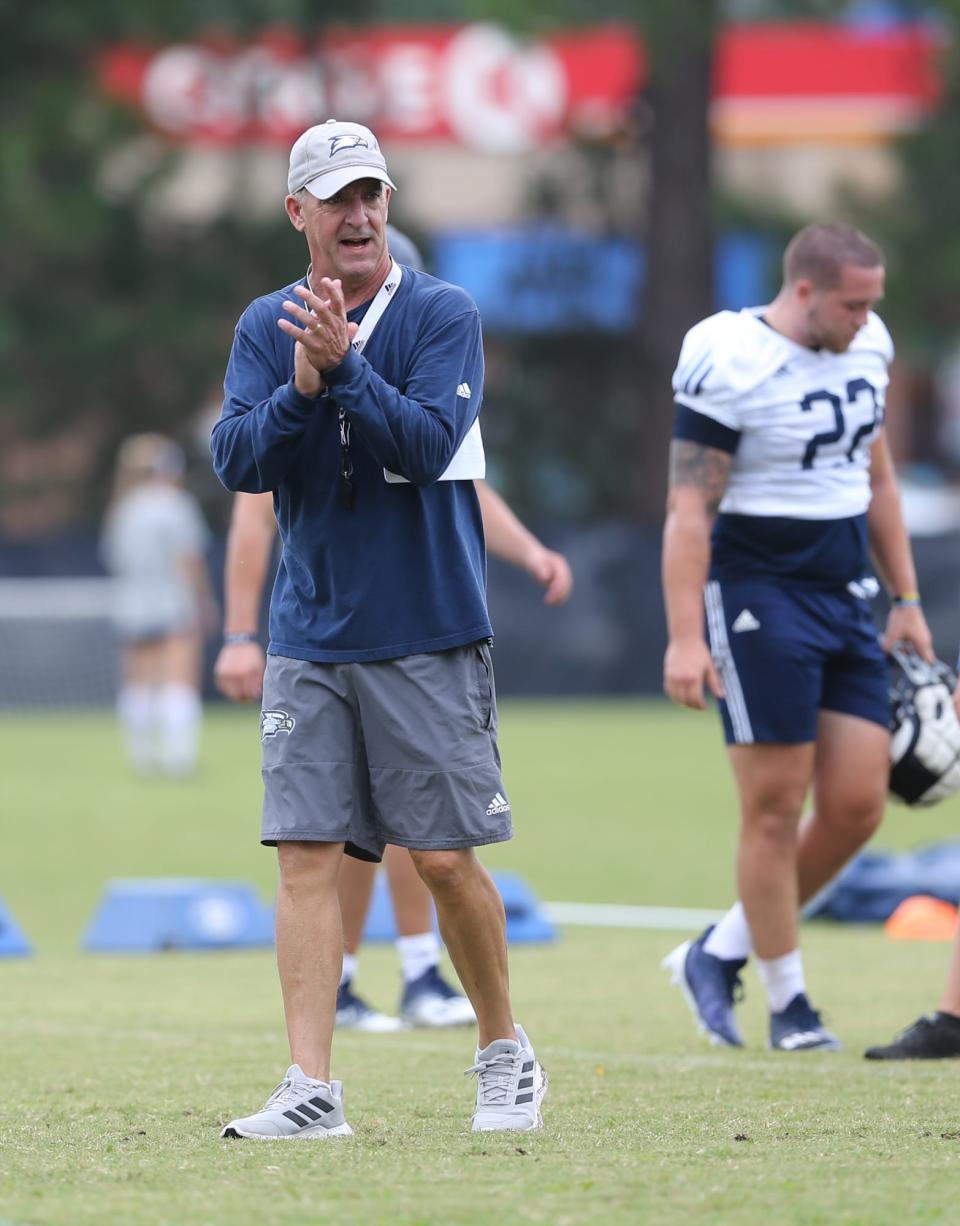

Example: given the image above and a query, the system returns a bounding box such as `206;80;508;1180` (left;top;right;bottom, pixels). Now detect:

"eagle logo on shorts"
261;709;296;739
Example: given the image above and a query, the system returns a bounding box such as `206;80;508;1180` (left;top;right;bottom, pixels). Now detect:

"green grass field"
3;700;960;1225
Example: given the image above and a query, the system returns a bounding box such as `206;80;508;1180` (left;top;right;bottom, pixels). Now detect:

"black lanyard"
338;406;354;511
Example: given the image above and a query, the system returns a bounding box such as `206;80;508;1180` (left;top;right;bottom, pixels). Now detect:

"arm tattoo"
668;440;732;516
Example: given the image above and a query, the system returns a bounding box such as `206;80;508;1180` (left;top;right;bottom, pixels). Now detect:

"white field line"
542;901;725;931
7;1022;826;1074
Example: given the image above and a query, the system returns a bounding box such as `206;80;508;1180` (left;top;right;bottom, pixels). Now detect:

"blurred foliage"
18;0;950;537
713;6;960;376
633;1;717;518
0;0;654;534
0;0;342;531
489;2;716;524
482;333;643;523
708;0;960;364
855;4;960;363
722;0;932;15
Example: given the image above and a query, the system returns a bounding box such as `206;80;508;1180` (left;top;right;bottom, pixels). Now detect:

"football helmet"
888;643;960;806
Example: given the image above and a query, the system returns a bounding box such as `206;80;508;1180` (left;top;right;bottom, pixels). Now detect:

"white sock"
340;953;358;987
704;902;752;962
396;931;440;983
756;949;806;1013
157;684;201;774
117;683;157;771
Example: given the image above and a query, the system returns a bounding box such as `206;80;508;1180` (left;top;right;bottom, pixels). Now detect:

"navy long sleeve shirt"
211;267;492;662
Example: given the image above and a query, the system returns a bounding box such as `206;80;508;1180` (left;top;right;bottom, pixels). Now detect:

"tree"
858;6;960;360
633;2;718;518
0;1;336;530
2;0;715;532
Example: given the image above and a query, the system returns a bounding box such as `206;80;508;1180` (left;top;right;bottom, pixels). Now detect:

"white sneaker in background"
400;965;476;1028
336;981;407;1032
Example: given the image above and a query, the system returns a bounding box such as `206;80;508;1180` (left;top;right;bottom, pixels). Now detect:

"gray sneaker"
221;1064;354;1140
467;1024;547;1132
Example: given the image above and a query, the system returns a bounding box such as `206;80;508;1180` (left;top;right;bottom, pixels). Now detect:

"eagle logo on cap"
329;134;370;156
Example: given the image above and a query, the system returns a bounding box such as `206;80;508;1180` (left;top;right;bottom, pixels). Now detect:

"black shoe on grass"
864;1012;960;1060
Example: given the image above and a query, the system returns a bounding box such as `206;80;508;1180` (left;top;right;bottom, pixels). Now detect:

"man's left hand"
279;278;359;374
882;603;935;662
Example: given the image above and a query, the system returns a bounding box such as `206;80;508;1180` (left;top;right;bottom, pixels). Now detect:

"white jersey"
673;308;893;519
101;485;209;636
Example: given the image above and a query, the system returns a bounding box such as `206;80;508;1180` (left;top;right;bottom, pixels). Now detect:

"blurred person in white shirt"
101;433;217;775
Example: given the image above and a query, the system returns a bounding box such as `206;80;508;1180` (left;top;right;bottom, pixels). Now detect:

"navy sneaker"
769;993;841;1052
400;965;476;1028
864;1012;960;1060
662;926;746;1047
336;980;405;1033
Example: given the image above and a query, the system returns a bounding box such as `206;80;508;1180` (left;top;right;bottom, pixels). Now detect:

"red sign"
97;24;642;153
713;23;941;143
95;22;940;151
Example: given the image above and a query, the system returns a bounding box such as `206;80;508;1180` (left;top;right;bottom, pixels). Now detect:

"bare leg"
728;742;815;960
162;628;203;690
384;844;434;936
337;856;378;955
797;711;889;903
121;640;161;688
117;641;162;771
275;841;344;1082
709;715;889;963
409;848;513;1047
938;921;960;1016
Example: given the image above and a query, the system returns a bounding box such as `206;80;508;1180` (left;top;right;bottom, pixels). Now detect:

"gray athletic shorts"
259;642;513;862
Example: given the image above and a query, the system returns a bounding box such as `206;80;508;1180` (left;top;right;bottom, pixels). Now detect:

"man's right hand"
214;641;267;703
524;544;574;606
663;638;724;710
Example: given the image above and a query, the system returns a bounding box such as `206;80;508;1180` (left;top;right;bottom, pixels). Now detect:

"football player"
661;223;933;1051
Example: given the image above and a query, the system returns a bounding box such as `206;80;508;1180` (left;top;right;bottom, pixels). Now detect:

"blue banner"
432;228;778;333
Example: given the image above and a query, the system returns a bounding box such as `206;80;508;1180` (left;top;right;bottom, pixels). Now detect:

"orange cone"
884;895;959;941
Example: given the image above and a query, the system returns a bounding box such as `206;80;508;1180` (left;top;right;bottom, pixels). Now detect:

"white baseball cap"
287;120;397;200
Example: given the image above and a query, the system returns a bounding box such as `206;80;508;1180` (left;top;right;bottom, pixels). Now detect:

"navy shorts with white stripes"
703;578;889;745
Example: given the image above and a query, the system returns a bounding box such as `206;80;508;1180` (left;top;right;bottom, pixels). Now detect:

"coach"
211;119;546;1139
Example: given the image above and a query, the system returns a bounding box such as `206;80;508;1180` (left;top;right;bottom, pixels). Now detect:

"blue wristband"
223;631;258;646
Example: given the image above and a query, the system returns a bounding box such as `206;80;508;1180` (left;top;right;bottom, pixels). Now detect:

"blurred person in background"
661;224;933;1052
214;482;571;1032
211;119;548;1139
101;433;216;775
864;671;960;1061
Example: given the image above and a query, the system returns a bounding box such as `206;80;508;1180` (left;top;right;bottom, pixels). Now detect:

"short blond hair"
110;433;184;503
783;224;884;289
